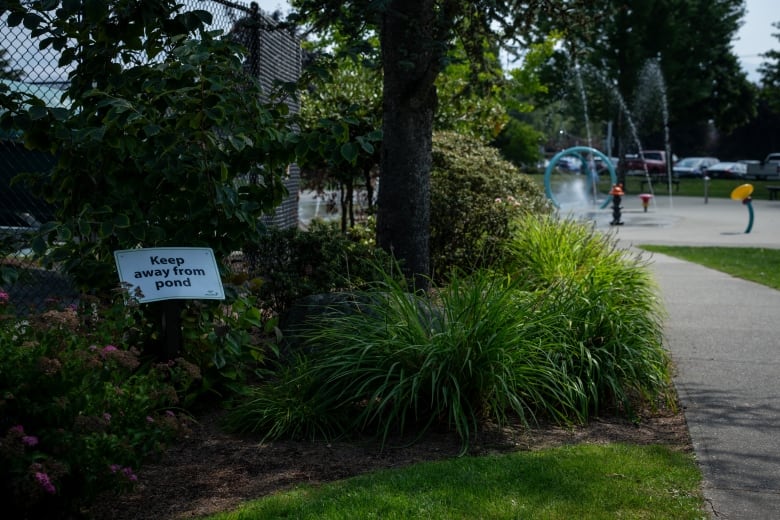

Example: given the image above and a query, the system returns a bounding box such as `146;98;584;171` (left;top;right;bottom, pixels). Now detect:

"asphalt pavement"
579;193;780;519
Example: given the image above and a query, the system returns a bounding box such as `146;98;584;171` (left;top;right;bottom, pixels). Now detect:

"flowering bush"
0;295;199;517
430;131;551;280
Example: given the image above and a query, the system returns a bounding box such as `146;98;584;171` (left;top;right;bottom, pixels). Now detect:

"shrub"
430;131;551;279
0;295;198;517
242;220;398;315
179;292;280;400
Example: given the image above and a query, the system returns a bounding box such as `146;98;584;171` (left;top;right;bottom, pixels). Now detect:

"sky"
255;0;779;84
732;0;778;83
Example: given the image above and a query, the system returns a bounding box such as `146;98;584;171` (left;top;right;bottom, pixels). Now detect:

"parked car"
624;150;675;175
705;161;747;179
673;157;720;178
593;155;619;173
745;153;780;180
555;155;582;172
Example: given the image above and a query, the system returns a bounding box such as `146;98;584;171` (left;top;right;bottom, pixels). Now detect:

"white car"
673;157;719;178
705;162;747;179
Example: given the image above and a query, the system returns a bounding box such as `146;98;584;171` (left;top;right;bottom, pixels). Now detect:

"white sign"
114;247;225;303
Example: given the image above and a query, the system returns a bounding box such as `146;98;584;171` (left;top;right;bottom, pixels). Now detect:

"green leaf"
7;12;23;27
31;235;48;256
61;0;82;14
50;107;69;121
57;226;73;242
28;105;47;120
100;220;113;237
143;124;161;137
340;142;358;163
78;220;91;237
229;135;247;151
113;214;131;228
22;13;44;30
357;136;374;154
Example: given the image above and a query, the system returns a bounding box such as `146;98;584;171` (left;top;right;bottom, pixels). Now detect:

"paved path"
583;194;780;519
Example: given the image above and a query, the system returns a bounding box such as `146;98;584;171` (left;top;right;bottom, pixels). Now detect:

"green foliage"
0;296;197;516
297;51;382;169
434;39;508;141
296;53;383;229
180;293;280;400
0;1;295;294
759;22;780;114
227;217;671;451
241;221;397;314
545;0;754;153
503;214;670;413
492;118;546;168
223;354;352;442
430;131;551;279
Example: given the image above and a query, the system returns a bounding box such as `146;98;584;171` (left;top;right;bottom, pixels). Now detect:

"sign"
114;247;225;303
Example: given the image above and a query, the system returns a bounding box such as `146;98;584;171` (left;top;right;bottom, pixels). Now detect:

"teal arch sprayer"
543;146;618;210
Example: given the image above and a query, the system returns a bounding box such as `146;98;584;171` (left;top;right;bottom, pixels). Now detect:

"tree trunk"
377;0;438;290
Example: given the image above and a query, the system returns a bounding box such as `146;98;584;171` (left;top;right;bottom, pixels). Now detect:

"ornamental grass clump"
230;268;594;451
292;271;541;450
503;214;670;414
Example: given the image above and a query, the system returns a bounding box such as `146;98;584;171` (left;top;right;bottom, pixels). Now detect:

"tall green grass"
504;215;670;414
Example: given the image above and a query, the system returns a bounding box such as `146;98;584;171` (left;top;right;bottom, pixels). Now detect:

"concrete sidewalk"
584;195;780;519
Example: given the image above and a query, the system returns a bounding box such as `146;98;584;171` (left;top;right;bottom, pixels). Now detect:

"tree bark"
377;0;439;290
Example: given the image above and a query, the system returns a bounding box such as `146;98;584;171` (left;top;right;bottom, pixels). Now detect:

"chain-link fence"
0;1;301;311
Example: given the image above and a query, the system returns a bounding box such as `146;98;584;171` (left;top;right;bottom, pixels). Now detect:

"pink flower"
103;413;112;423
0;291;9;304
109;464;121;473
34;471;56;494
21;435;38;447
102;345;118;353
146;416;154;423
121;466;138;482
9;425;24;435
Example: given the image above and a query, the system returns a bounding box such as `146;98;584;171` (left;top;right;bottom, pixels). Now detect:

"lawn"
534;170;777;201
639;245;780;290
205;444;704;520
621;176;773;200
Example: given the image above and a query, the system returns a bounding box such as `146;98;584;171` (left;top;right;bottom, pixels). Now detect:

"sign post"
114;247;225;358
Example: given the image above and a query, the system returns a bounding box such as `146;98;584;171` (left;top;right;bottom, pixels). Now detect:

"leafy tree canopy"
536;0;755;156
759;21;780;114
0;0;296;293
